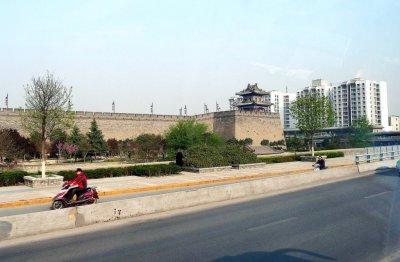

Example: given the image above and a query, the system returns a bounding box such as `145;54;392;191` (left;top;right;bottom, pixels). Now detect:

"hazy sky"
0;0;399;115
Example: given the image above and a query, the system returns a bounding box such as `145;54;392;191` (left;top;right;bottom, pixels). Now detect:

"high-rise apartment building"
331;78;388;130
266;91;297;130
296;78;389;131
297;79;332;98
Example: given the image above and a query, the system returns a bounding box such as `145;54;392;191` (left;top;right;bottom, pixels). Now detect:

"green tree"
79;136;91;162
290;94;335;156
165;119;209;151
68;125;82;145
22;72;73;177
349;116;373;148
87;119;107;157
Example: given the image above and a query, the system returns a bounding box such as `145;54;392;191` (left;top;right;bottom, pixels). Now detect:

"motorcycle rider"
65;168;88;203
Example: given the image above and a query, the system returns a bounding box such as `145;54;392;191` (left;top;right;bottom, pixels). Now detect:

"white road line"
364;191;391;199
247;217;298;231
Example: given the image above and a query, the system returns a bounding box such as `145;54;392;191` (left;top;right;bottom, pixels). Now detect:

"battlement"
0;108;283;144
0;108;279;120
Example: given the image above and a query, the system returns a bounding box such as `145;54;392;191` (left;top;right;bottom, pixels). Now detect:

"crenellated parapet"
0;108;283;145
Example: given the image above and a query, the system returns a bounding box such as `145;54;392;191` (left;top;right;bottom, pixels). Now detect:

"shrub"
259;155;300;164
58;163;181;181
258;150;344;164
184;144;229;168
0;164;182;186
221;144;258;165
261;139;270;146
184;144;259;168
308;151;345;158
0;170;28;187
239;138;253;146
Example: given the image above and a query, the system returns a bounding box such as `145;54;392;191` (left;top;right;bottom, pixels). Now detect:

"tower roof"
236;83;268;96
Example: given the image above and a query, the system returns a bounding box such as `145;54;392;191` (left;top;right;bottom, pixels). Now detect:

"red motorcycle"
51;181;99;209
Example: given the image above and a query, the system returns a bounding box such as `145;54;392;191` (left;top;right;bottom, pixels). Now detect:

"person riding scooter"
65;168;88;203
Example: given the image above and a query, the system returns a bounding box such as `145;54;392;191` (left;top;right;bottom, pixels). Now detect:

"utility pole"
179;107;182;116
150;103;154;114
204;103;209;114
216;102;220;112
5;93;9;109
112;101;115;113
184;105;187;116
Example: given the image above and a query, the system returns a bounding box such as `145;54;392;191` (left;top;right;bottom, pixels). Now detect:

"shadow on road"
213;248;336;262
374;167;397;177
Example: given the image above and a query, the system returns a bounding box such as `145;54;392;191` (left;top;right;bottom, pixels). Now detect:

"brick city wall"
0;108;284;145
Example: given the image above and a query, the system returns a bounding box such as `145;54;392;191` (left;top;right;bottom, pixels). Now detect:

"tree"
21;72;73;177
49;128;68;158
290;94;335;156
134;134;165;160
69;125;82;145
165;119;209;151
349;116;373;148
120;139;136;160
0;129;36;161
107;138;120;156
87;119;107;157
0;129;17;162
79;137;91;162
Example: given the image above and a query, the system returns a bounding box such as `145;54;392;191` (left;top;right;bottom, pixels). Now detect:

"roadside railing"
355;145;400;164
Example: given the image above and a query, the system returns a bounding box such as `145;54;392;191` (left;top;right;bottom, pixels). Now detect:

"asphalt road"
1;170;400;261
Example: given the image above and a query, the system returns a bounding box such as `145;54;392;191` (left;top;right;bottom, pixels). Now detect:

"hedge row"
0;163;182;187
0;170;29;187
259;151;344;164
58;163;182;180
184;144;259;168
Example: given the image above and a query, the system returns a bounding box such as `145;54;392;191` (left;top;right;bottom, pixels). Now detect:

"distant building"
235;83;271;112
295;78;389;131
297;79;332;98
266;90;296;130
389;115;400;131
331;78;389;131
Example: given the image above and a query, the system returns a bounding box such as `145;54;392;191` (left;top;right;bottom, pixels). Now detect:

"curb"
0;163;354;209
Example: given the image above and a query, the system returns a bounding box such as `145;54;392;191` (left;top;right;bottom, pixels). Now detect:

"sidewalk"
0;157;356;208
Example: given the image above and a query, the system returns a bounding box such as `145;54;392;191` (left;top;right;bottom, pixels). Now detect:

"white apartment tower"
331;78;389;130
296;78;389;131
297;79;332;98
266;90;297;130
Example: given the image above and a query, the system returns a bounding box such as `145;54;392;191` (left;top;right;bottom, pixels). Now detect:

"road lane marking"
247;217;298;231
364;191;391;199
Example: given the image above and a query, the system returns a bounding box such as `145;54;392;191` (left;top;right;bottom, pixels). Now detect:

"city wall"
0;108;284;145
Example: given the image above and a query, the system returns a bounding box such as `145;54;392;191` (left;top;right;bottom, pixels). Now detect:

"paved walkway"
0;157;356;207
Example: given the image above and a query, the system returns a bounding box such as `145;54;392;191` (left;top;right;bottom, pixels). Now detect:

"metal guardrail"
355;145;400;164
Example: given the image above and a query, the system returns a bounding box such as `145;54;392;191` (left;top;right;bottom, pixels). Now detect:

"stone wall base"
23;175;64;188
183;166;232;173
232;162;267;169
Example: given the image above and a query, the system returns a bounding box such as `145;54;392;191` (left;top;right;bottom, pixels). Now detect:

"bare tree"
22;72;73;178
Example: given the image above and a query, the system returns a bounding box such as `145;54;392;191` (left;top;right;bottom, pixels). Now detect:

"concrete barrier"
357;159;397;173
0;164;383;240
75;165;360;227
0;208;76;240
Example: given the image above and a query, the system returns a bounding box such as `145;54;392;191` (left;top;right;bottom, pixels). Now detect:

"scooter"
51;182;99;209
